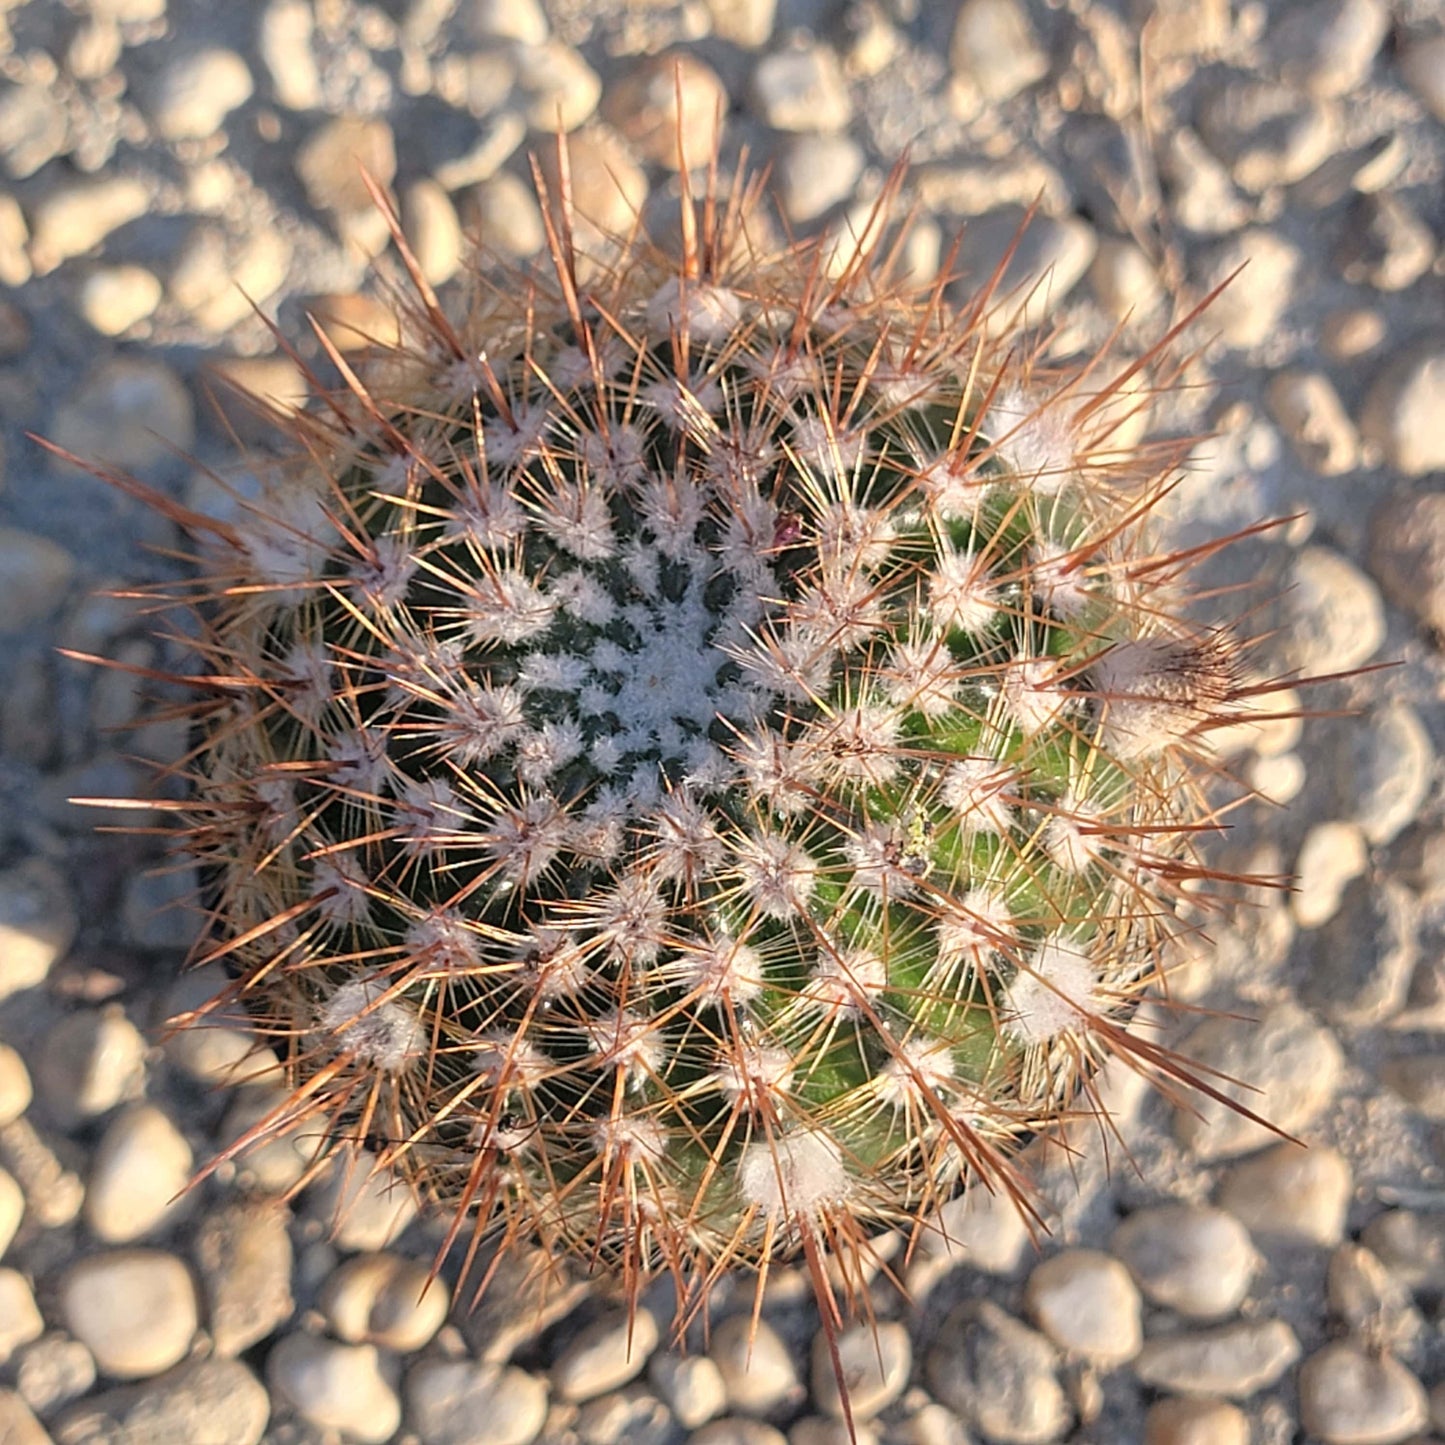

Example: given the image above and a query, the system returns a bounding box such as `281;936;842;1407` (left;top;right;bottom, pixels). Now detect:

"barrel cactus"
159;161;1261;1332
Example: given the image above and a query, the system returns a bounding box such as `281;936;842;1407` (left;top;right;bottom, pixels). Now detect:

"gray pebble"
774;134;864;225
1371;492;1445;635
0;866;69;1008
404;1360;549;1445
192;1201;295;1358
258;0;322;111
709;1313;802;1417
0;1269;44;1365
1336;192;1437;293
1298;875;1418;1027
810;1321;910;1421
1132;1319;1300;1399
750;44;852;133
1110;1204;1256;1321
319;1251;449;1353
513;41;602;132
1327;1244;1423;1355
1349;704;1434;847
1172;1002;1343;1161
146;48;253;142
1361;336;1445;476
1285;546;1386;675
574;1385;673;1445
949;0;1050;104
1024;1249;1141;1365
1362;1209;1445;1293
28;176;151;275
84;1102;193;1244
221;1087;328;1196
1161;128;1250;236
1399;34;1445;122
1265;370;1360;476
1298;1342;1427;1444
0;81;68;179
296;116;397;216
1269;0;1387;96
648;1352;727;1429
1381;1053;1445;1122
551;1307;659;1404
950;208;1097;322
0;529;77;638
14;1332;96;1416
602;53;727;170
1143;1397;1249;1445
1197;81;1339;192
50;357;195;478
35;1007;146;1126
927;1300;1069;1444
1216;1142;1351;1247
167;223;293;334
61;1249;198;1380
461;171;546;261
77;264;163;336
268;1333;400;1444
1196;229;1300;348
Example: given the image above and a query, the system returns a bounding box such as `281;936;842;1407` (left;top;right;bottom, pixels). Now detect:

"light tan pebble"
1381;1054;1445;1122
0;1269;44;1365
259;0;322;111
465;0;548;42
167;224;293;334
49;357;195;477
267;1334;401;1443
513;42;601;132
1247;750;1306;805
0;1044;31;1127
1133;1319;1300;1399
0;82;67;179
1144;1396;1250;1445
1024;1250;1142;1365
320;1251;449;1353
950;0;1049;103
891;1402;970;1445
296;116;397;216
773;133;865;225
460;171;546;260
303;1148;417;1250
1197;229;1301;349
691;1422;789;1445
77;265;162;336
0;1391;49;1445
1293;822;1370;930
1266;370;1360;476
1197;81;1339;192
918;1181;1031;1275
405;1359;549;1445
790;1416;878;1445
575;1386;671;1444
28;176;150;274
61;1250;197;1379
220;1086;328;1195
1399;34;1445;123
0;1166;22;1258
193;1201;295;1358
146;47;254;141
1217;1142;1352;1247
1362;1210;1445;1293
705;0;775;46
36;1006;146;1126
0;1118;84;1228
311;292;403;353
603;53;727;170
15;1332;97;1415
750;44;853;132
708;1314;803;1417
551;1307;659;1404
648;1353;727;1429
1351;704;1434;849
1298;1342;1427;1444
534;126;646;272
810;1321;911;1422
0;530;77;638
1173;1002;1343;1161
0;193;30;287
401;178;463;286
1088;237;1164;324
1327;1244;1422;1354
1321;306;1386;359
1112;1204;1257;1321
84;1103;193;1244
1361;335;1445;477
202;355;309;449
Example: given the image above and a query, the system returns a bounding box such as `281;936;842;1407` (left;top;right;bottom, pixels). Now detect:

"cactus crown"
163;156;1262;1336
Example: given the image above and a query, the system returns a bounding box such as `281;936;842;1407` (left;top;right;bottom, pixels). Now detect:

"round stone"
302;1149;417;1250
1381;1053;1445;1122
268;1333;401;1444
1361;1209;1445;1293
774;134;865;225
692;1422;789;1445
0;1044;32;1127
1144;1397;1249;1445
1350;704;1433;847
1089;238;1165;325
603;53;728;170
810;1321;911;1421
0;80;68;179
146;47;254;141
1111;1204;1256;1320
0;1270;44;1365
750;44;853;133
402;179;463;286
1197;229;1300;349
1216;1142;1351;1247
1284;546;1385;675
551;1306;659;1404
707;1313;802;1417
221;1086;328;1196
0;530;77;638
13;1331;97;1415
192;1201;295;1358
1269;0;1387;95
319;1251;449;1353
919;1183;1031;1276
61;1250;198;1379
650;1352;727;1429
1132;1320;1300;1399
1370;492;1445;635
1361;337;1445;476
534;125;647;271
405;1359;549;1445
1326;1244;1421;1354
28;176;150;274
1196;81;1339;192
460;172;546;261
1024;1249;1142;1364
513;42;601;132
1298;1342;1427;1444
950;209;1097;324
296;117;397;216
84;1103;194;1243
77;265;163;336
0;1168;22;1260
1265;371;1359;476
50;358;195;478
950;0;1050;103
1400;34;1445;122
1293;822;1369;930
0;1391;48;1445
36;1007;147;1126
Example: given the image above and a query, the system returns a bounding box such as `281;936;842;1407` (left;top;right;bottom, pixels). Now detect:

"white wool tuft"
1002;935;1101;1043
738;1132;852;1220
320;979;425;1073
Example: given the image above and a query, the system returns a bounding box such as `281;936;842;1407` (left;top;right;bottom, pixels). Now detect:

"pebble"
750;44;853;133
192;1200;295;1357
1197;229;1300;348
603;53;728;170
0;874;72;1010
1132;1319;1300;1399
551;1307;659;1404
454;1243;590;1366
1144;1397;1250;1445
1321;306;1387;359
1298;1342;1427;1444
268;1333;401;1443
1361;1210;1445;1293
49;357;195;477
1288;543;1387;673
461;171;546;260
204;354;309;448
0;1392;48;1445
692;1421;789;1445
146;47;254;142
810;1321;911;1421
465;0;549;43
1293;821;1370;929
1299;874;1418;1026
167;223;293;334
258;0;322;111
1266;370;1360;475
0;193;30;288
1360;336;1445;476
1269;0;1387;96
708;1314;803;1417
221;1086;328;1195
649;1353;727;1429
426;110;526;191
1089;237;1165;325
535;126;647;269
312;292;404;352
0;1166;21;1258
1024;1249;1142;1365
1371;492;1445;636
1110;1204;1255;1321
84;1102;193;1243
303;1148;417;1249
1216;1142;1351;1247
1399;34;1445;122
774;134;865;224
0;529;77;638
405;1360;549;1445
0;81;68;179
574;1386;673;1445
919;1180;1032;1277
513;41;602;132
0;1269;44;1365
15;1332;96;1417
1327;1244;1422;1354
320;1251;449;1353
1337;192;1437;293
296;116;397;216
927;1301;1069;1444
77;264;163;336
951;207;1097;322
1173;1002;1344;1161
1349;704;1434;847
949;0;1050;104
28;176;151;275
1381;1054;1445;1122
401;178;463;286
60;1249;198;1380
35;1006;147;1126
1196;81;1339;192
1162;128;1249;235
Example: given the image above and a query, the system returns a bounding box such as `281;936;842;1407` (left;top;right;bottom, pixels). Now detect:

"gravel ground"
0;0;1443;1442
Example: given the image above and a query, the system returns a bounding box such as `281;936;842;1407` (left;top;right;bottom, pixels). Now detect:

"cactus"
129;156;1276;1357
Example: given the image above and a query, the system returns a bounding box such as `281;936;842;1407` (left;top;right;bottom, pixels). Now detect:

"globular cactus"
143;155;1270;1339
